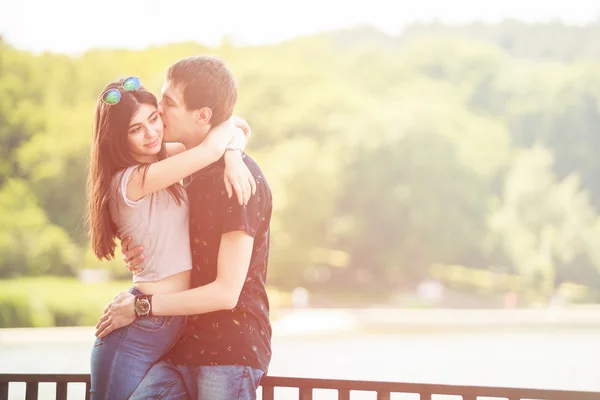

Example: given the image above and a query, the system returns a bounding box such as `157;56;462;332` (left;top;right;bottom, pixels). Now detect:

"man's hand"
121;236;145;274
95;292;136;338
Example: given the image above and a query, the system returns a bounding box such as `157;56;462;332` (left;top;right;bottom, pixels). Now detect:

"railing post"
262;384;275;400
0;382;8;400
25;382;38;400
86;381;91;400
299;387;313;400
56;382;68;400
377;391;390;400
1;373;600;400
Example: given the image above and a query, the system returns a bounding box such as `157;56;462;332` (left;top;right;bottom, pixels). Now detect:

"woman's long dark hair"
86;79;184;261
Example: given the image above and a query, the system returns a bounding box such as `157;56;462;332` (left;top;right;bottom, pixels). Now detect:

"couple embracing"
86;55;272;400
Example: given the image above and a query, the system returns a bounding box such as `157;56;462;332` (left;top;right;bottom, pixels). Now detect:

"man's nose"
157;100;164;115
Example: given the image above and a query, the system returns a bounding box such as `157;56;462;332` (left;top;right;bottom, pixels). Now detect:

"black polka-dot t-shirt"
165;155;273;374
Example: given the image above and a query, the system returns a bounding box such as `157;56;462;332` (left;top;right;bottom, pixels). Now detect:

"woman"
86;77;254;400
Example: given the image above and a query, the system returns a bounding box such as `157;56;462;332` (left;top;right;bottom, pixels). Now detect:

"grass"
0;276;292;328
1;277;134;327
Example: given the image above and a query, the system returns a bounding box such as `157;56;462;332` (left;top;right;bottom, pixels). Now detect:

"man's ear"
195;107;212;124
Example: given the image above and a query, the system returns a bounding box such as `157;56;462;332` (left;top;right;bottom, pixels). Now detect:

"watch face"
135;298;151;316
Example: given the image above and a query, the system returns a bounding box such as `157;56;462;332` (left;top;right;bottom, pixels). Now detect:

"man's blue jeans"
128;360;264;400
89;287;186;400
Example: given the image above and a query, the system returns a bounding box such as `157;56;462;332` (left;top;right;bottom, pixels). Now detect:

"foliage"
3;20;600;303
0;277;292;327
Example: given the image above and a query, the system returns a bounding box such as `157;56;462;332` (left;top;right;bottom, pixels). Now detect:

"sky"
1;0;600;55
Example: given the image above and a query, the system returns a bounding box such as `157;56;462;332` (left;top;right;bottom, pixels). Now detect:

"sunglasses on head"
101;76;141;105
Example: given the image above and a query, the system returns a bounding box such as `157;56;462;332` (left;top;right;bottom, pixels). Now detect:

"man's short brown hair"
166;55;237;125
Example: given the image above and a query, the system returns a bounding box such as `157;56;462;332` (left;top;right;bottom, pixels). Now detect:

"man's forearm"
151;281;237;316
150;231;254;317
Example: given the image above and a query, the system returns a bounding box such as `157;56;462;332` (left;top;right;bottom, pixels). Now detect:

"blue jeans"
89;287;186;400
128;360;264;400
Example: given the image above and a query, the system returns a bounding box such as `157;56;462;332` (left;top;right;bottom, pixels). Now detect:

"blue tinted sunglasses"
101;76;141;105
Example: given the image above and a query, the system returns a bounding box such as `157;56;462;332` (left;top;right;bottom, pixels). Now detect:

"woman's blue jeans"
89;286;186;400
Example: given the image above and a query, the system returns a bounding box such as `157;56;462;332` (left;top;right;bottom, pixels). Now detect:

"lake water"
1;317;599;399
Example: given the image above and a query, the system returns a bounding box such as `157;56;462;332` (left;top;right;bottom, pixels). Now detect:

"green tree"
488;146;600;295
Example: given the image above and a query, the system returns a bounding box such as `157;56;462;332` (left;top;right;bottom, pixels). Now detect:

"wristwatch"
134;294;153;318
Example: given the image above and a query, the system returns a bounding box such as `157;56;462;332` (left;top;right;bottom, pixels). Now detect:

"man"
95;55;272;399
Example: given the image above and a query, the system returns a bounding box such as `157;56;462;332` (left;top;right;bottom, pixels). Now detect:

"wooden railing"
1;373;598;400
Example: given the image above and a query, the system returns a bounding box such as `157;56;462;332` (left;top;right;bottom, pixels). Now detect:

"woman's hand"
231;115;251;139
224;150;256;205
204;115;251;156
204;117;255;204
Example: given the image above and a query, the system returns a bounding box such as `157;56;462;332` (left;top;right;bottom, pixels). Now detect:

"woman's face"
126;103;164;163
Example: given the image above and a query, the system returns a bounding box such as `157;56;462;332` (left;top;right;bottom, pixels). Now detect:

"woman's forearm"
223;128;246;167
229;127;247;151
126;143;222;201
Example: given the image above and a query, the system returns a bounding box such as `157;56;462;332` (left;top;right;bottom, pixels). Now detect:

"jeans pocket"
131;315;172;333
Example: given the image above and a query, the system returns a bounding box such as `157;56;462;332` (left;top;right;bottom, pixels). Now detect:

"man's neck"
181;137;202;149
182;125;211;149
